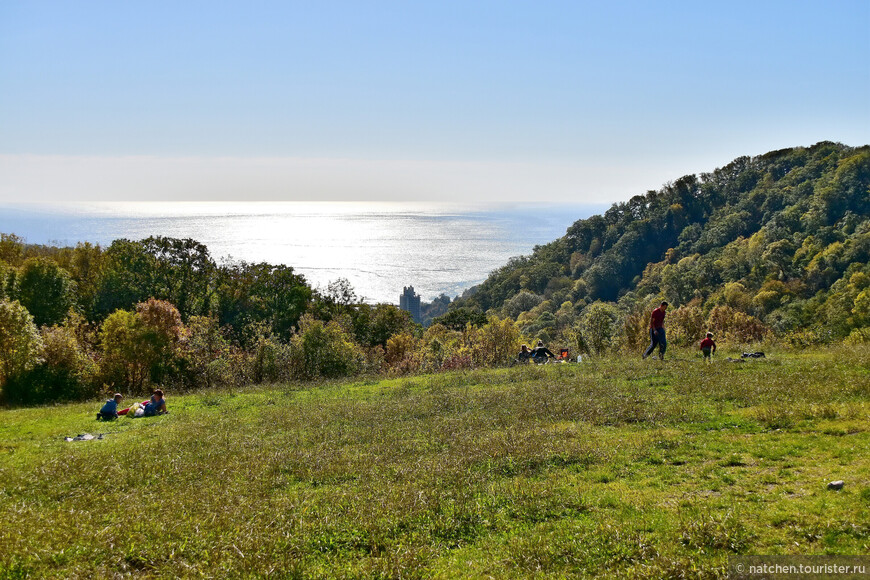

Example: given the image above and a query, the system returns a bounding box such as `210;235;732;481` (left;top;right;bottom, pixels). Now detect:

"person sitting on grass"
96;393;123;421
700;332;717;361
531;340;556;364
143;389;168;417
517;344;533;363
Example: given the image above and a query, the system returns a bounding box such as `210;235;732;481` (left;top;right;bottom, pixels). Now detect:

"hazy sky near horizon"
1;1;868;204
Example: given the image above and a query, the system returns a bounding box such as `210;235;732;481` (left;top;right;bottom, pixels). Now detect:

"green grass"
1;345;869;578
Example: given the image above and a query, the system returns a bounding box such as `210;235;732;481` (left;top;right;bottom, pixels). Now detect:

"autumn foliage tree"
0;300;43;398
5;321;99;405
136;298;185;384
100;299;185;392
472;316;522;366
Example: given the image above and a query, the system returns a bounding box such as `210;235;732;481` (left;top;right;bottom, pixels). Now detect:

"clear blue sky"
1;0;868;203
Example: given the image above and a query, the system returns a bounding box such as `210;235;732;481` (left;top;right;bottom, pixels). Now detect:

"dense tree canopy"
14;257;77;327
214;261;313;342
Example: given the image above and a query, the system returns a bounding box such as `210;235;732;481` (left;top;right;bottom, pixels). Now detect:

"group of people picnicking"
99;304;719;420
97;389;169;421
517;301;718;365
517;340;560;364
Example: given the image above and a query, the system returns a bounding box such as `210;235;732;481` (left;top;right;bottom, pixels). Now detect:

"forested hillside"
454;142;870;348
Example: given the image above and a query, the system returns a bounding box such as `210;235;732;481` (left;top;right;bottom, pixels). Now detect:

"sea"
0;202;606;304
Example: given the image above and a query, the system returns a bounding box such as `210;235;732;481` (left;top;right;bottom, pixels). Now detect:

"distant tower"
399;286;421;324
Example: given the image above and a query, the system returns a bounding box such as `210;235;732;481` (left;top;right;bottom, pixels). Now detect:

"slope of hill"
1;351;868;577
455;142;870;345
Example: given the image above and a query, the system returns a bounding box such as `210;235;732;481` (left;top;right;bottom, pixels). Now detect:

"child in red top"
700;332;716;361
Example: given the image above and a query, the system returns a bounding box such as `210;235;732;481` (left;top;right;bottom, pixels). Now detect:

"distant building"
399;286;421;323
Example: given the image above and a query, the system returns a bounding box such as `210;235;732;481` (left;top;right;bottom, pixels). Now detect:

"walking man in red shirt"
642;301;668;360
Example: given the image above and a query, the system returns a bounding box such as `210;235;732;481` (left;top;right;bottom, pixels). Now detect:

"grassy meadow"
1;346;869;578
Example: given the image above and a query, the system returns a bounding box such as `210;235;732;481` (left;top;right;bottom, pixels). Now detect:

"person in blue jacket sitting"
97;393;123;421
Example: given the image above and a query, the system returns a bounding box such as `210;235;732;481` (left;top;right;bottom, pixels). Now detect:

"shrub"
361;345;385;375
845;327;870;344
706;305;769;344
243;321;286;384
99;309;152;391
288;315;364;380
617;295;660;353
180;315;241;389
578;301;619;355
473;316;522;366
417;324;474;372
385;332;421;375
4;323;99;405
783;328;824;347
0;300;43;396
557;323;587;359
441;353;473;371
667;304;706;346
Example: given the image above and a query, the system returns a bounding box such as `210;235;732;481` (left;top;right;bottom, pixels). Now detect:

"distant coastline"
0;201;607;304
